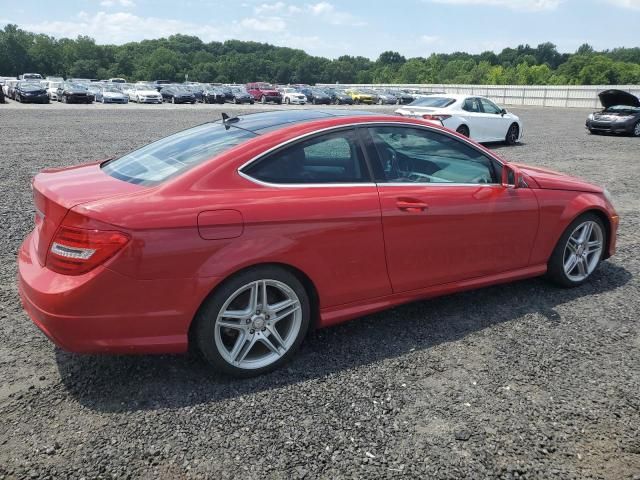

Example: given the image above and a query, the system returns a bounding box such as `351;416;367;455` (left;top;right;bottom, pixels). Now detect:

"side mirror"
502;164;522;189
500;108;507;116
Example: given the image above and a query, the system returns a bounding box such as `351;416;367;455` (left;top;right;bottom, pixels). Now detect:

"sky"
2;0;640;59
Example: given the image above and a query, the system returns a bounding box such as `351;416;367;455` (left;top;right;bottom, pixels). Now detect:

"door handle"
396;199;429;212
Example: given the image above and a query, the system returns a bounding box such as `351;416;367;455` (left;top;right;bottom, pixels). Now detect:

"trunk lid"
31;162;142;265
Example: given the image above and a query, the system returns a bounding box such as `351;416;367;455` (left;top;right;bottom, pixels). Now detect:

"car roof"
222;110;379;134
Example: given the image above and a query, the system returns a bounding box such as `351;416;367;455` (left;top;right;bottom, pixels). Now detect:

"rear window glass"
409;97;455;108
102;123;256;185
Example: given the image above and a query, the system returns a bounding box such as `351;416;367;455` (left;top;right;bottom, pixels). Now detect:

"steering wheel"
401;171;431;183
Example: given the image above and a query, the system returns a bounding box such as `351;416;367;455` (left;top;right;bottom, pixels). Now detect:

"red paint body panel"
16;114;619;355
377;184;539;291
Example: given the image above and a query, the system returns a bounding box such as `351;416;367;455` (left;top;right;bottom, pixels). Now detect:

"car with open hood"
17;110;618;377
396;94;523;145
586;90;640;137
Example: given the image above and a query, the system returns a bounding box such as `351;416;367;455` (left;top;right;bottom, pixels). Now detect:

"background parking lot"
0;104;638;479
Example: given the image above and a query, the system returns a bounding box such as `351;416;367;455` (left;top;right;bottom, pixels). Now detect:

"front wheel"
194;266;310;377
633;121;640;137
505;123;519;145
261;96;266;104
546;213;606;288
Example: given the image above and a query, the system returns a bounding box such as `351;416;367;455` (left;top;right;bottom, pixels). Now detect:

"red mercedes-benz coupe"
18;110;619;377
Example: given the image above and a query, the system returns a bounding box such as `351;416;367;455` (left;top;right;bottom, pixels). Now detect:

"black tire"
277;99;282;105
396;98;401;105
261;96;266;104
546;213;606;288
233;97;238;104
194;266;311;377
456;125;470;137
285;97;290;104
633;121;640;137
250;100;254;105
505;123;519;145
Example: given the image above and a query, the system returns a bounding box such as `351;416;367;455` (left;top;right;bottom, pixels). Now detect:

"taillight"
422;114;451;121
47;225;129;275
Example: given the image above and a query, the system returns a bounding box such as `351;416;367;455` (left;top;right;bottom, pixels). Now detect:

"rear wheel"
505;123;519;145
194;266;310;377
456;125;470;137
261;95;266;104
633;121;640;137
546;213;606;288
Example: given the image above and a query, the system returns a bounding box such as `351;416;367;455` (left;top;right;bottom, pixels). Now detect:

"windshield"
409;97;456;108
104;87;121;93
102;123;257;185
231;87;247;94
604;105;640;113
67;83;87;90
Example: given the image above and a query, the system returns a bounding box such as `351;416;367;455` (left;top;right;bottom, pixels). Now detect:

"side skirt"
318;264;547;328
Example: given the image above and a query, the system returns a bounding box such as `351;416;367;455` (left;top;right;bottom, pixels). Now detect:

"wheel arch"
187;261;321;347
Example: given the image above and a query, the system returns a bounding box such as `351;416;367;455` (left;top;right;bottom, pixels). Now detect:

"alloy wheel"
214;279;303;370
563;220;603;282
634;122;640;137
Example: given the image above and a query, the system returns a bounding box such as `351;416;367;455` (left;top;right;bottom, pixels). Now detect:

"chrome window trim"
237;121;507;189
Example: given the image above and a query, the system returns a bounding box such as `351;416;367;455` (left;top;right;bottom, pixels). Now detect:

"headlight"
587;113;594;120
603;188;616;208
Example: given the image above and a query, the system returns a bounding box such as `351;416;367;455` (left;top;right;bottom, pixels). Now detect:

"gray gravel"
0;102;639;479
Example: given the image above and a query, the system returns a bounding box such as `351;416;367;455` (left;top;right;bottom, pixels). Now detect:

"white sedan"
279;87;307;105
395;94;523;144
130;86;163;104
45;81;62;101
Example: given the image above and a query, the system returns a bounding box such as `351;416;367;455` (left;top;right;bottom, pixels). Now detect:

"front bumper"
17;232;219;354
586;119;635;134
20;94;49;103
103;97;129;104
138;96;162;104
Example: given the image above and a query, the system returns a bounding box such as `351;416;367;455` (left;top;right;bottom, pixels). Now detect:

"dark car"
184;84;205;102
14;81;49;103
387;89;415;105
324;88;354;105
153;80;172;91
160;86;196;104
0;85;5;104
246;82;282;104
225;86;254;104
202;86;226;104
308;88;332;105
56;82;92;104
586;90;640;137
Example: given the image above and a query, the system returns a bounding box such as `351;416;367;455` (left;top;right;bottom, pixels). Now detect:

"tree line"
1;24;639;85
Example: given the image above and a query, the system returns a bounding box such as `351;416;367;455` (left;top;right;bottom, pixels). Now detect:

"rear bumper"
17;232;220;354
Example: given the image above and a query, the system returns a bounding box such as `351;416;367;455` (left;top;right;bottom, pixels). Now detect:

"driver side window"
368;126;498;184
480;98;502;114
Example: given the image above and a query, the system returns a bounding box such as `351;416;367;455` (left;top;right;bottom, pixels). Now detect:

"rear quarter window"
102;123;256;185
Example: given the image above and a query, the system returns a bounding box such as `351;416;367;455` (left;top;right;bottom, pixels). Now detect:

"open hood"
598;89;640;109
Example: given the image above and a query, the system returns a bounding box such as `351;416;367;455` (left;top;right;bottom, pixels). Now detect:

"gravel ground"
0;102;638;480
